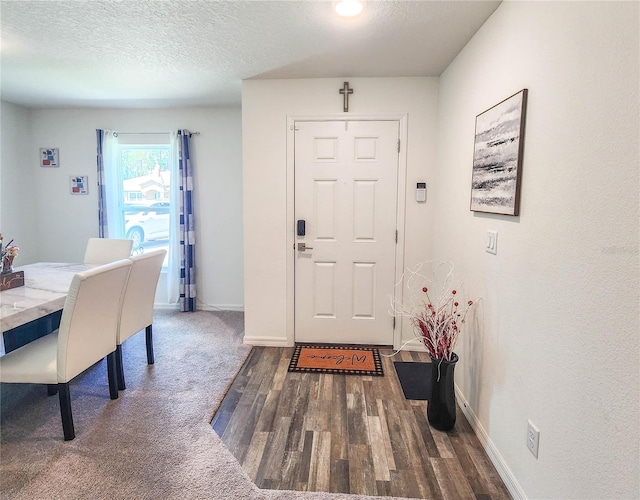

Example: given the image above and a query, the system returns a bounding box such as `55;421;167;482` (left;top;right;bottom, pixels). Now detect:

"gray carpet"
0;310;411;500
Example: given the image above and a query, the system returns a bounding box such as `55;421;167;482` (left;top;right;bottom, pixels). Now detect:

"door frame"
285;113;408;349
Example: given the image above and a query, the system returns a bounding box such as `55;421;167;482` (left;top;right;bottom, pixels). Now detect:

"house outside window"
112;144;172;266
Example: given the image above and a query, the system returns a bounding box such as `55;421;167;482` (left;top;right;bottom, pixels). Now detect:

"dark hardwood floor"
212;347;511;499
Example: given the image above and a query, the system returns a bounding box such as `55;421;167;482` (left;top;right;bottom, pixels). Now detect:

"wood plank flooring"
212;347;511;499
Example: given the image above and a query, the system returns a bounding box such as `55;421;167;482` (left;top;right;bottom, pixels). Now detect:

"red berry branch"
391;261;476;361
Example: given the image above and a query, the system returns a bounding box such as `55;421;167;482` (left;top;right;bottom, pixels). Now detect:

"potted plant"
392;261;475;431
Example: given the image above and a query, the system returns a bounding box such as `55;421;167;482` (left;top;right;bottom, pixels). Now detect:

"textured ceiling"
0;0;500;109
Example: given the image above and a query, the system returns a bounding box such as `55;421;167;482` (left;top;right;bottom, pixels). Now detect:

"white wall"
434;2;639;498
242;77;438;346
0;102;39;264
1;106;244;310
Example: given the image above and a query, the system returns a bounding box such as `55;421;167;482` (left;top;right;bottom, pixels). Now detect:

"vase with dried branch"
392;261;476;431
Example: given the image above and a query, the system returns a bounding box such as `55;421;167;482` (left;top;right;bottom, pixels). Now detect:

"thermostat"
416;182;426;202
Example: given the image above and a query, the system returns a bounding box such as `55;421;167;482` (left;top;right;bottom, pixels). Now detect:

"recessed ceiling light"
335;0;363;17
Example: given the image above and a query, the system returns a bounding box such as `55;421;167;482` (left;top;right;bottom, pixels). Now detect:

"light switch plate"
486;230;498;255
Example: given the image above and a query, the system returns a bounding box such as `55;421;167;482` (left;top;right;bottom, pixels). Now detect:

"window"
107;139;173;268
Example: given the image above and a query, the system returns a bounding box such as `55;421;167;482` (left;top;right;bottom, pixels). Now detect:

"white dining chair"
115;248;166;390
0;259;132;441
83;237;133;265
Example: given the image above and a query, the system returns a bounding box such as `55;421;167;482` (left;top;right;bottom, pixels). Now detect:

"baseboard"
243;335;290;347
455;386;527;500
153;303;244;312
397;338;424;351
153;303;180;311
197;303;244;312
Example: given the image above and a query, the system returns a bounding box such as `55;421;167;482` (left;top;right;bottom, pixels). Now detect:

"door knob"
297;242;313;251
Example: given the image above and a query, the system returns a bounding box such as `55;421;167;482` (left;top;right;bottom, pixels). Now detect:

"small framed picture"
70;176;88;195
40;148;59;167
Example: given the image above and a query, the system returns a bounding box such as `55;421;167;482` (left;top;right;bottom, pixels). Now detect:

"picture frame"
40;148;59;168
470;89;528;216
70;176;88;195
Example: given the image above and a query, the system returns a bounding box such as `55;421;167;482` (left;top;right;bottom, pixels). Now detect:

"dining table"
0;262;94;356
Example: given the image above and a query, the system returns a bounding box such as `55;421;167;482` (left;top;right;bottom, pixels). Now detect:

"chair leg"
106;352;119;400
115;344;126;391
58;383;75;441
145;325;154;365
47;384;58;396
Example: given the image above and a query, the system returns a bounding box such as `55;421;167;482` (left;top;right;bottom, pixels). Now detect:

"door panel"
313;261;336;317
353;180;376;240
314;180;337;240
352;262;376;318
294;120;399;345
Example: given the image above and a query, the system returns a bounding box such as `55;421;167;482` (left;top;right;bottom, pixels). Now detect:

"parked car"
124;203;170;249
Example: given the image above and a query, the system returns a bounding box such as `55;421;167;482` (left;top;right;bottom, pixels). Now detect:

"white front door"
294;120;400;345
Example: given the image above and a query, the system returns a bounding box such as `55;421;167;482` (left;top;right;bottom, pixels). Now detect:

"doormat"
288;344;384;376
393;361;432;400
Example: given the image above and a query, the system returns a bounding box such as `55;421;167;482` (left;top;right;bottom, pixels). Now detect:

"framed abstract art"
470;89;528;216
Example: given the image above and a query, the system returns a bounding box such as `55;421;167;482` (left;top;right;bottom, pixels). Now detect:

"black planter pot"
427;353;458;431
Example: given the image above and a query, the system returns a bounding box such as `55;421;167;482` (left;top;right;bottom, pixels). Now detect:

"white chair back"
0;259;132;439
83;238;133;265
119;249;166;344
57;259;132;382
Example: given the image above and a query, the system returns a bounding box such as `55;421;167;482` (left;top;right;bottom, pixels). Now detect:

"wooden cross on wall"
339;82;354;112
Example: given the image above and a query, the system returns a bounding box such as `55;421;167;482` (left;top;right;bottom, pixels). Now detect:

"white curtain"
103;131;123;238
166;131;181;304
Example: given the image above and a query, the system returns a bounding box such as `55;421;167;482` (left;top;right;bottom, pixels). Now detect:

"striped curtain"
96;130;108;238
96;130;120;238
177;130;196;312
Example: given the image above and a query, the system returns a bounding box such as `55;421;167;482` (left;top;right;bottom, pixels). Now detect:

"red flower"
395;262;477;362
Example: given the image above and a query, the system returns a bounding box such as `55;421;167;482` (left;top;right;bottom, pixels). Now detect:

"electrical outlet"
527;420;540;458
